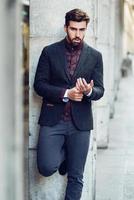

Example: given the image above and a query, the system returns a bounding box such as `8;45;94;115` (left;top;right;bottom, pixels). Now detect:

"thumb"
90;80;94;87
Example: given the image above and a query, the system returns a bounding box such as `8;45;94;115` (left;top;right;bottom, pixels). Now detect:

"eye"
70;27;76;31
80;28;86;32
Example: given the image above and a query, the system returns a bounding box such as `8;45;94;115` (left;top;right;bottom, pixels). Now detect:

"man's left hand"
76;78;94;95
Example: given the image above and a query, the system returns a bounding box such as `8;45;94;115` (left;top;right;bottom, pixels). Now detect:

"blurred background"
0;0;134;200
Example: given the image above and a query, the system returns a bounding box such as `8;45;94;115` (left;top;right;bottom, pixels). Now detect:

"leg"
37;122;66;177
65;122;90;200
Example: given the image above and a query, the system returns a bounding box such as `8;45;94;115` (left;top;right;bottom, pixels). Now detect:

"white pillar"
0;1;24;200
95;0;123;148
114;0;123;90
96;0;111;148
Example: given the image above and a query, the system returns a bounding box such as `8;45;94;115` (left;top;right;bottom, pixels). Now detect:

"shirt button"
65;112;69;116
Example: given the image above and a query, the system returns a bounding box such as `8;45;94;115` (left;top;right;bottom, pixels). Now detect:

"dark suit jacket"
34;39;104;131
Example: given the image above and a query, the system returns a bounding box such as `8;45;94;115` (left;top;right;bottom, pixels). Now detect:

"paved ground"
96;75;134;200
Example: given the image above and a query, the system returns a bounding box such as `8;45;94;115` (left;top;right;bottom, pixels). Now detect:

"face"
64;21;87;46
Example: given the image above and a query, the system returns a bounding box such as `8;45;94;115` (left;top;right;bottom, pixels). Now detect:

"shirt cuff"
63;89;69;102
85;88;92;97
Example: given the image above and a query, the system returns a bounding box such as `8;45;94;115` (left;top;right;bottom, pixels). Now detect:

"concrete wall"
29;1;98;199
29;0;124;199
0;1;24;200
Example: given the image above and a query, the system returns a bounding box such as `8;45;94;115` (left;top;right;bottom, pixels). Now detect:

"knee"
37;163;57;177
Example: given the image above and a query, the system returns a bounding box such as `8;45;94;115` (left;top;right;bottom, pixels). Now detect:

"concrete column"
114;0;123;89
29;1;97;199
123;0;134;73
107;0;116;118
95;0;111;148
123;0;134;54
96;0;123;148
0;1;24;200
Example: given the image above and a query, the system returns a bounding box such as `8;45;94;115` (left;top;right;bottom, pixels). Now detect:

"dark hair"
65;8;90;26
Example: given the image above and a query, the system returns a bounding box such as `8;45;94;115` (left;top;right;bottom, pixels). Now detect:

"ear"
64;25;67;33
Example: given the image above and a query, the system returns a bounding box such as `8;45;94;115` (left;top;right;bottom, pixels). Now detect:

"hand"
67;87;83;101
76;78;94;95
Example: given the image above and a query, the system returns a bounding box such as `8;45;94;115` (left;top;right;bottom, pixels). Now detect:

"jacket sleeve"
33;47;66;103
84;52;104;101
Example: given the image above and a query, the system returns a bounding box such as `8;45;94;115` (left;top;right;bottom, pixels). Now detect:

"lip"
73;39;81;42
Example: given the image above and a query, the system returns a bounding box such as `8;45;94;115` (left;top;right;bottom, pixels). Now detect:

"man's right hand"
67;87;83;101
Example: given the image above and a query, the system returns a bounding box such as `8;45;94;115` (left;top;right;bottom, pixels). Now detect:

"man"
34;8;104;200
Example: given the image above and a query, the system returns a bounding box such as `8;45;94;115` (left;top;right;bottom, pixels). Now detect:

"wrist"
63;89;69;102
84;88;93;96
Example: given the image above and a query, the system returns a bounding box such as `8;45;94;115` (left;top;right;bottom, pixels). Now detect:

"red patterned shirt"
62;39;83;121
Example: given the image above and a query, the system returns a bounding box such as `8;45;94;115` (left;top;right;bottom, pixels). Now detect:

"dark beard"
66;33;82;47
70;38;82;47
72;40;81;47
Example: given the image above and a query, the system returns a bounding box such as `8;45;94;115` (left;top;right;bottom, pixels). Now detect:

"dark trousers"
37;120;90;200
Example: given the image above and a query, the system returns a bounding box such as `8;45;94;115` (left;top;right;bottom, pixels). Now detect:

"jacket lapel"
73;42;90;78
57;40;92;83
58;40;72;82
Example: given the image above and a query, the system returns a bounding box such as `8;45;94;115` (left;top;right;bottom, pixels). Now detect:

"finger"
73;95;82;100
82;78;87;85
76;82;81;91
77;78;83;89
74;94;83;98
90;80;94;88
78;78;86;91
75;97;83;101
82;78;89;89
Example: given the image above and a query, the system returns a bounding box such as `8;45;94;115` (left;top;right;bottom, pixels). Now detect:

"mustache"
73;37;81;41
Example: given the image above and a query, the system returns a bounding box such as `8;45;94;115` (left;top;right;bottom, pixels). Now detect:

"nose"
76;30;80;37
